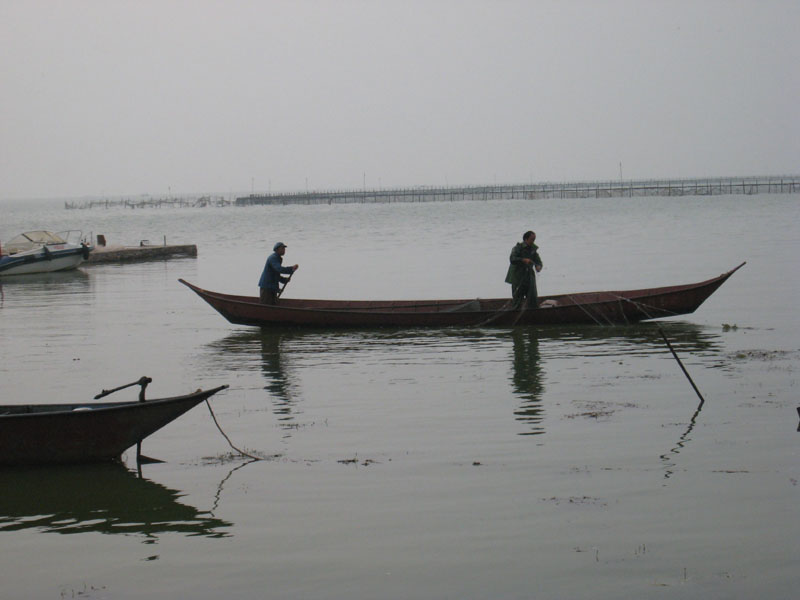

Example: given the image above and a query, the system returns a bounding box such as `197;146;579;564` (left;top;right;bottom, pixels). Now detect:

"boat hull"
0;386;227;466
0;246;89;276
179;263;744;329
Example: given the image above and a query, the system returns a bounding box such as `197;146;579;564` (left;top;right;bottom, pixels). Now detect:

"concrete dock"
86;243;197;264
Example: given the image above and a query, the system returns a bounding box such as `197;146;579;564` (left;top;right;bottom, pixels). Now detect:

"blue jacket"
258;252;294;291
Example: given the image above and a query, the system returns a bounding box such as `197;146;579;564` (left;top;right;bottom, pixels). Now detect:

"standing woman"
505;231;542;309
259;242;298;305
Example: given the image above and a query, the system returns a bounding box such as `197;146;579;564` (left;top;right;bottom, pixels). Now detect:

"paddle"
277;272;294;298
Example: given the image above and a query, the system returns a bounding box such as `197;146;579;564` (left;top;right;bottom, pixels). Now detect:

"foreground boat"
179;263;744;328
0;230;92;276
0;380;228;466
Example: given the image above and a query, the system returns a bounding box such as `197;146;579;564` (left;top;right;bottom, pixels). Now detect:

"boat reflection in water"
0;269;92;309
0;268;91;288
0;463;231;541
510;321;723;468
204;329;303;438
201;322;724;441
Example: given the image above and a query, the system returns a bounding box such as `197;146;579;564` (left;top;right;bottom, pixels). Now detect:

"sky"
1;0;798;200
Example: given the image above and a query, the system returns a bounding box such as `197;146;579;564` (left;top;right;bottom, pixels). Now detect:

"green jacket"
505;241;542;286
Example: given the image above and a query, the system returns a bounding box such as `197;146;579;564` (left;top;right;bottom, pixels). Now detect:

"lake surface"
1;194;798;599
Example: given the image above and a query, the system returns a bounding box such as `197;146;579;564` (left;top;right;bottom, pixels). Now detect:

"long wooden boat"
179;263;744;328
0;384;228;466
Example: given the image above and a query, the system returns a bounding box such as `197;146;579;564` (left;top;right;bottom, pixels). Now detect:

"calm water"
1;195;798;599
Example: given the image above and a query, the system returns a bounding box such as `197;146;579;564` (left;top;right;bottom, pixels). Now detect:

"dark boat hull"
179;263;744;328
0;386;228;466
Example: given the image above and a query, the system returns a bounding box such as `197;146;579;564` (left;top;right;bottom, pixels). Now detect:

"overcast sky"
1;0;798;199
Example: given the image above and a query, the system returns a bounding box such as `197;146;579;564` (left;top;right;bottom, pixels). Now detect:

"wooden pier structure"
63;176;799;210
237;175;800;206
65;195;232;209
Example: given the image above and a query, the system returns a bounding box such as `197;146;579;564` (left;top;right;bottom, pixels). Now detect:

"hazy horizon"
2;0;798;200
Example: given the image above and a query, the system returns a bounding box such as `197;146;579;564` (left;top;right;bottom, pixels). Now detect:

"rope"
566;294;608;326
618;298;630;325
511;296;530;326
473;299;513;326
609;294;681;320
205;399;261;461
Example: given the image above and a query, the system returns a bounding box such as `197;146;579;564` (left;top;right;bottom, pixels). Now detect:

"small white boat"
0;231;92;277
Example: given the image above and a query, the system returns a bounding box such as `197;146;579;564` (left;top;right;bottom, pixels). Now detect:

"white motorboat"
0;231;92;276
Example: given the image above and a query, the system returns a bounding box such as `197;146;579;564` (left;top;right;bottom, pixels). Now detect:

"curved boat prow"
178;278;199;292
726;261;747;276
711;261;746;287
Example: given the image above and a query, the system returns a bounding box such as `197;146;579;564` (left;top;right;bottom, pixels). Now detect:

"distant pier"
237;175;800;206
64;175;800;210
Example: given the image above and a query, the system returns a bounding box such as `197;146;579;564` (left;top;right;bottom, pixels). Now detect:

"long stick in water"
657;325;705;404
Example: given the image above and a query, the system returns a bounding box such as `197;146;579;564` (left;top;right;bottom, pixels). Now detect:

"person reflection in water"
259;332;303;440
511;329;545;435
259;242;298;305
259;333;292;407
505;230;543;309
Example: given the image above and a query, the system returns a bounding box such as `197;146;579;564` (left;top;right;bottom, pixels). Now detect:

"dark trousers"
260;288;278;305
511;277;537;309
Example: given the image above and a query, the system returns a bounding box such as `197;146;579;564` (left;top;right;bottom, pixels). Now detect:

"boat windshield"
4;231;69;254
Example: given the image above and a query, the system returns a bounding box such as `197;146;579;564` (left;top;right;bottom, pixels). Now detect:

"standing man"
259;242;298;305
505;230;543;309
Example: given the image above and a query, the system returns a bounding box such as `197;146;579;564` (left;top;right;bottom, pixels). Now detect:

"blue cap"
273;242;286;251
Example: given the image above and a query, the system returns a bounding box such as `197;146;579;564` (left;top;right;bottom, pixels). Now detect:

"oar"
95;376;152;401
277;272;293;298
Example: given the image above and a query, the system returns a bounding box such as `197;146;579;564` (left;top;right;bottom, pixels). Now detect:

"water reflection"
509;329;545;435
536;321;723;359
531;322;721;476
0;463;231;541
200;322;724;441
259;331;297;423
204;329;303;436
660;395;705;482
0;270;91;309
505;321;723;435
0;269;91;289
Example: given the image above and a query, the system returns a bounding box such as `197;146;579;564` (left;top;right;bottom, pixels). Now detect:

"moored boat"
0;380;228;466
179;262;745;329
0;231;92;276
